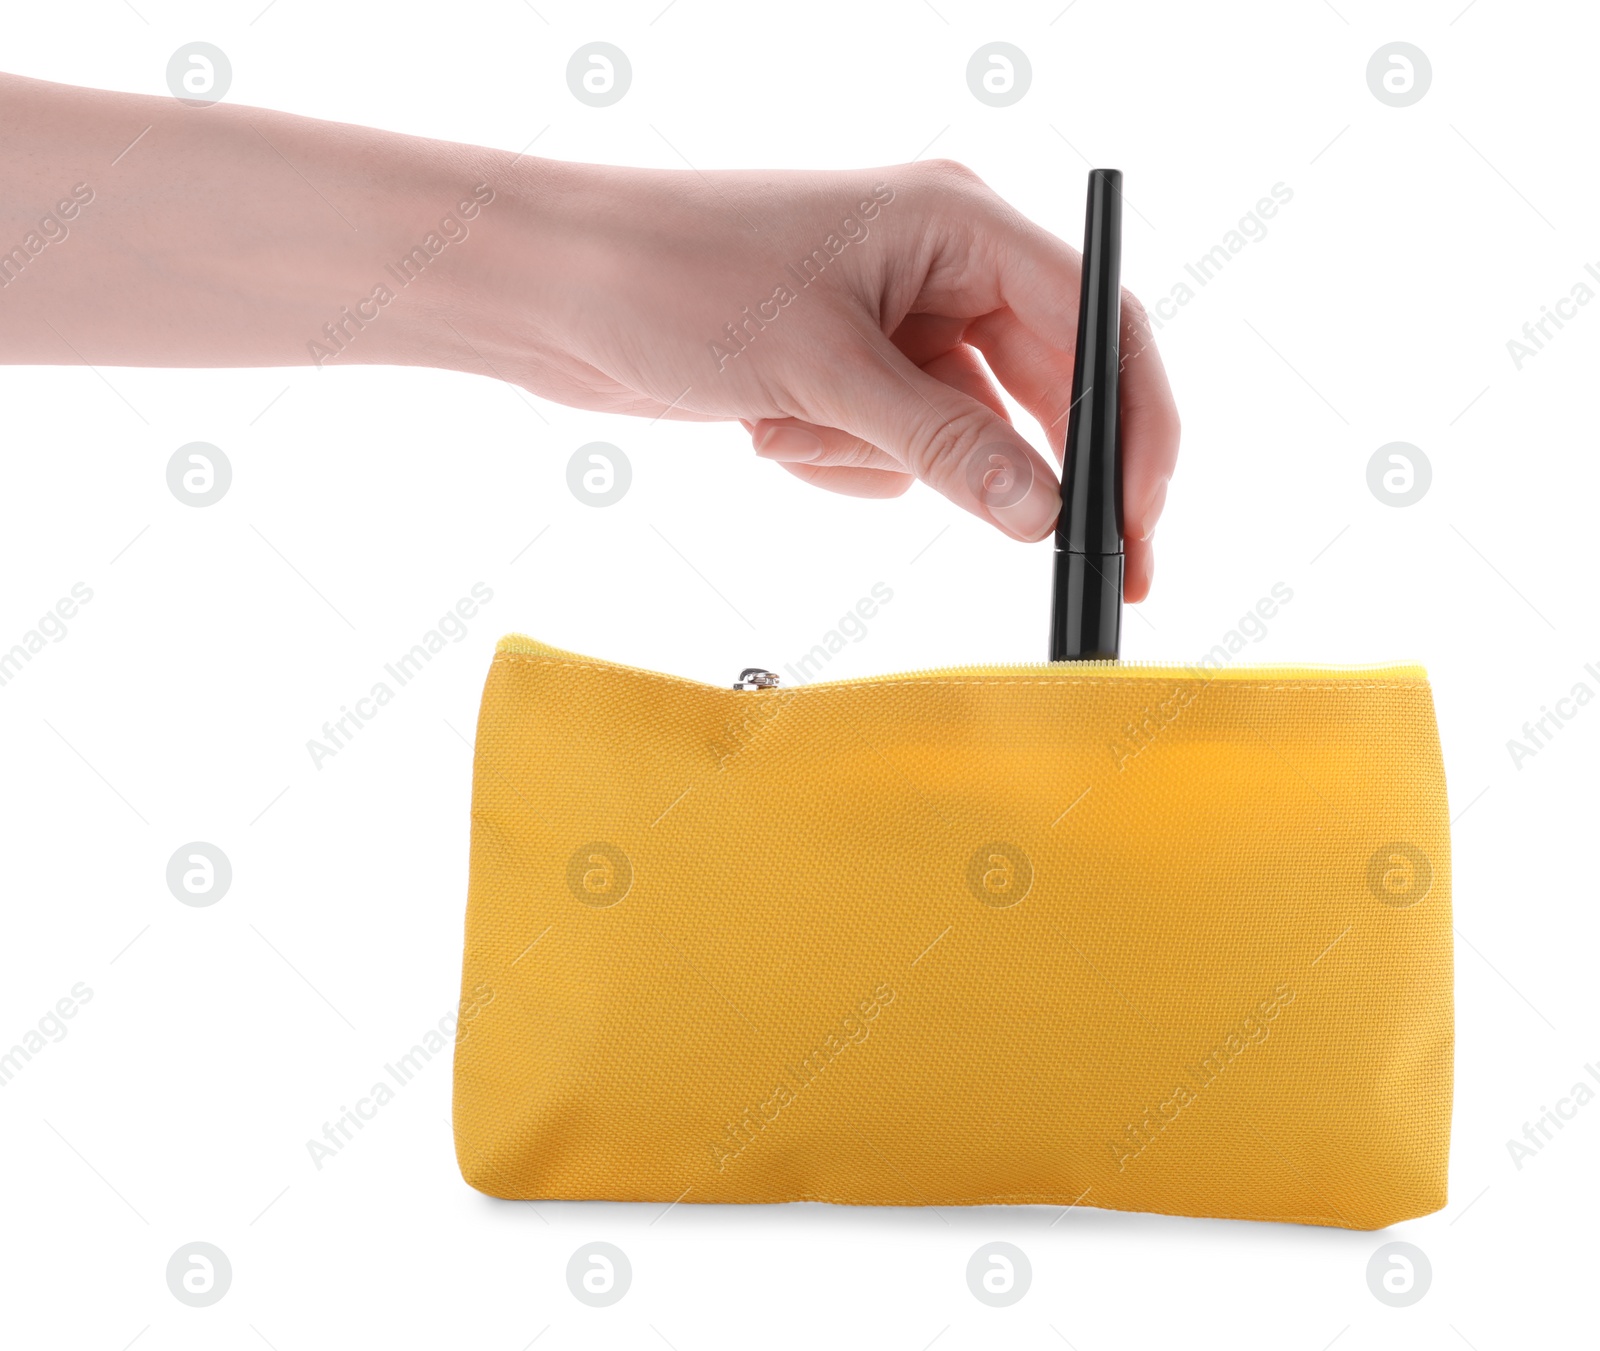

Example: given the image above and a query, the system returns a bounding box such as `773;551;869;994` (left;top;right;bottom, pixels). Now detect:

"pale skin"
0;73;1179;599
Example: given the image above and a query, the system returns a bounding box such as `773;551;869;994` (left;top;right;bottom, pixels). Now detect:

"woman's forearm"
0;71;549;372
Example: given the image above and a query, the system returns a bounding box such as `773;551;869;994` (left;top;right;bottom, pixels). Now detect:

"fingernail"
755;426;823;463
991;473;1060;541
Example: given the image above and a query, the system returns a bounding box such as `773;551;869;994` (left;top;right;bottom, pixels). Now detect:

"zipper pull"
732;668;780;691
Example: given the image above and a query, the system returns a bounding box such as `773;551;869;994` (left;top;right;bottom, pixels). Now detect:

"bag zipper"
732;668;783;691
496;634;1428;690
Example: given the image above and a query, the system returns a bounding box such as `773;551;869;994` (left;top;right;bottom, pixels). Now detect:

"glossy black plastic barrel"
1049;168;1124;662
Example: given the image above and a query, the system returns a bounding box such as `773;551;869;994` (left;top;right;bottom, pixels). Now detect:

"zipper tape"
495;634;1428;692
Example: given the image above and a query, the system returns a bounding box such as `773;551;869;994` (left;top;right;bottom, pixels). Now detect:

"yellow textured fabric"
453;635;1452;1230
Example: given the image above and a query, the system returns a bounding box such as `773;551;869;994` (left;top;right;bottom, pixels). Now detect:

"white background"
2;0;1596;1346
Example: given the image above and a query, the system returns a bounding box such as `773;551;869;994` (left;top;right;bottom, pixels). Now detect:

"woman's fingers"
903;175;1178;567
747;340;1016;486
1125;532;1155;604
777;461;915;498
921;343;1012;419
999;224;1180;542
732;163;1179;557
800;325;1060;541
751;422;902;471
964;304;1178;551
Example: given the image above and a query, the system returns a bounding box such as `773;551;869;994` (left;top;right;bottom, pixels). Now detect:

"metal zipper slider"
733;668;781;691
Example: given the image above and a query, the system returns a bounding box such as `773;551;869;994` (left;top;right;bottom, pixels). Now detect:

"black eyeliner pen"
1049;168;1124;662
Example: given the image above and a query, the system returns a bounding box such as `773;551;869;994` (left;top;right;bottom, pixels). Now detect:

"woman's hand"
456;158;1179;596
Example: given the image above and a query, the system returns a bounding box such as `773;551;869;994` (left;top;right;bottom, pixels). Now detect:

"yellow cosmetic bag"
452;634;1452;1229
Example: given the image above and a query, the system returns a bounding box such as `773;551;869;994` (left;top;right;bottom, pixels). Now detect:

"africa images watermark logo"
1141;184;1293;337
1109;582;1294;771
708;185;896;372
1505;660;1600;769
0;181;94;289
0;583;94;690
1505;262;1600;370
1110;983;1297;1171
0;982;95;1089
305;583;493;769
305;986;493;1170
306;184;496;366
709;583;895;772
710;984;896;1172
1505;1060;1600;1171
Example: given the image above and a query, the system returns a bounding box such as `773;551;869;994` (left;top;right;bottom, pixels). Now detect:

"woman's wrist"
391;150;579;381
219;106;555;377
